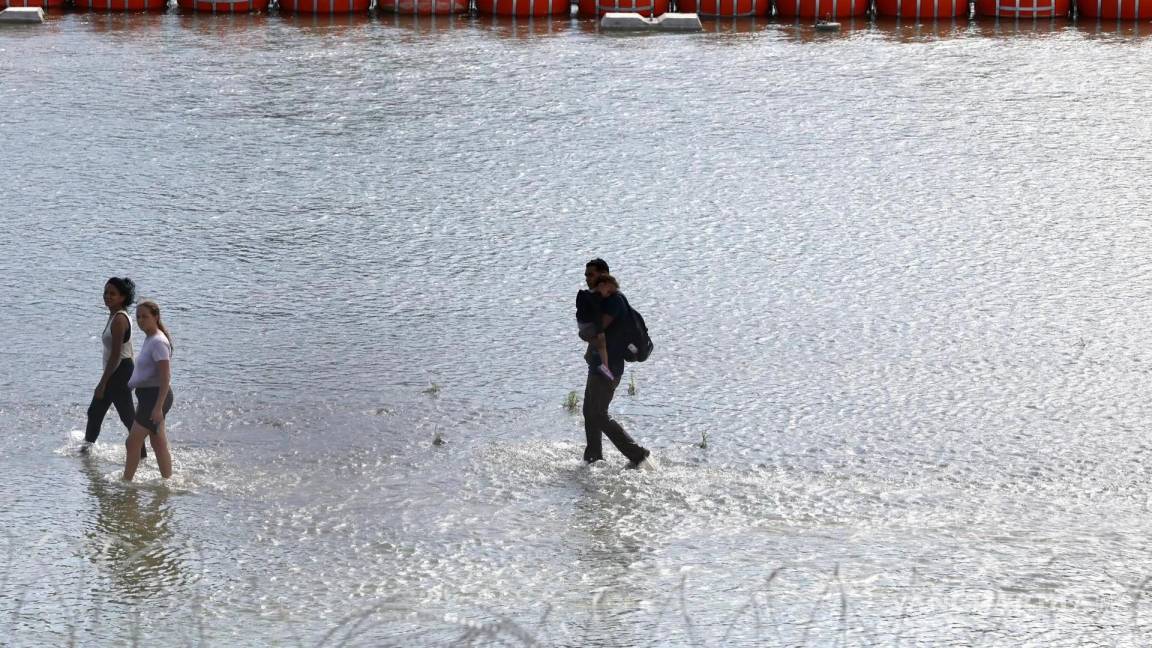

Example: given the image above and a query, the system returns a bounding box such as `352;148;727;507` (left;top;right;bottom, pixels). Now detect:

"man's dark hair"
586;258;609;273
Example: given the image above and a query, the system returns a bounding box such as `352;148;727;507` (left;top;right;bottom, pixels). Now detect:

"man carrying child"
576;258;655;470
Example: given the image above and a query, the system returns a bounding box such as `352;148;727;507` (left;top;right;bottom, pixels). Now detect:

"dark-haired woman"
82;278;145;459
124;300;174;481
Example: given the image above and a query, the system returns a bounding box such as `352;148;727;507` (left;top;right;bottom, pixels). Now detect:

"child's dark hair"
586;258;610;274
595;274;619;288
106;277;137;307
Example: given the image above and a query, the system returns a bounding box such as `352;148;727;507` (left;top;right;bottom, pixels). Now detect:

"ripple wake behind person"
82;277;146;460
123;301;175;482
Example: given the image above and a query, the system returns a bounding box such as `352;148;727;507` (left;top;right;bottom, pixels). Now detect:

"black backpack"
618;295;654;363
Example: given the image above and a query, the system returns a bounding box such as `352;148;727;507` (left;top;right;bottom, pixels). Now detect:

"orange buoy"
775;0;867;17
974;0;1068;16
1076;0;1152;18
75;0;169;9
577;0;668;17
176;0;267;11
377;0;467;14
1;0;67;8
474;0;569;16
279;0;369;12
676;0;769;16
874;0;966;16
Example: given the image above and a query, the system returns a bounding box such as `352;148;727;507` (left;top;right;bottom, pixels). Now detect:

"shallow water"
5;10;1152;645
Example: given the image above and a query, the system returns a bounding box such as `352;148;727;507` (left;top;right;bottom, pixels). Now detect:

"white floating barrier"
601;11;650;28
658;12;703;29
0;7;45;23
600;11;702;31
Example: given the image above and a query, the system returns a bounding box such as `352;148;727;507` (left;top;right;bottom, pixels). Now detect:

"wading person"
123;301;175;481
577;268;616;382
83;277;146;459
578;260;654;470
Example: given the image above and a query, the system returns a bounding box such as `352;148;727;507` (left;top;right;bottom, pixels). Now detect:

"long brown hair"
138;300;174;353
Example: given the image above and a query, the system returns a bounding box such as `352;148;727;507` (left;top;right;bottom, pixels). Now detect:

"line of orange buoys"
1;0;1147;20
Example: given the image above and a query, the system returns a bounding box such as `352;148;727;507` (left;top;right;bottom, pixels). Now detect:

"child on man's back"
576;276;617;381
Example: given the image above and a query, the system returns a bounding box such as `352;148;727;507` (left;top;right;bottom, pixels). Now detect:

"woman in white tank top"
82;277;145;460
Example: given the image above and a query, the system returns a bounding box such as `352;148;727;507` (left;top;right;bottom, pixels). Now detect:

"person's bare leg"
595;333;614;380
149;425;173;479
123;424;150;481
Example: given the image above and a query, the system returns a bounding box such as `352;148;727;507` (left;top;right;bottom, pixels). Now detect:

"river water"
4;10;1152;646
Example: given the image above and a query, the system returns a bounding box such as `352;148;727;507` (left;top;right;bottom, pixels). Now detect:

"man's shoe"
79;441;93;455
627;456;658;472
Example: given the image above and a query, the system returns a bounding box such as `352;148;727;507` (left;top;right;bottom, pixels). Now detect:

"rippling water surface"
5;11;1152;645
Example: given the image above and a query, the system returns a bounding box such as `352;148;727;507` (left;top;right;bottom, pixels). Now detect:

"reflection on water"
699;15;773;34
869;16;972;41
571;473;652;576
276;10;375;30
568;474;652;644
470;13;575;38
77;11;168;34
1079;17;1152;38
174;11;273;37
377;10;469;35
969;15;1072;37
80;459;188;600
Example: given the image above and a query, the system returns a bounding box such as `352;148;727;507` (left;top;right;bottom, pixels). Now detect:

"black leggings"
85;359;135;443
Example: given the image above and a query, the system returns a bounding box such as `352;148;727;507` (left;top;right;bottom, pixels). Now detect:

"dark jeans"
583;372;648;465
85;359;135;443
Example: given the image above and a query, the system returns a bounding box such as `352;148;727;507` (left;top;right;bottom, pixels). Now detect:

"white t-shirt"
128;332;172;389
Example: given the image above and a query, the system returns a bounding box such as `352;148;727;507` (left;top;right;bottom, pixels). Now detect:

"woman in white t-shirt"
123;300;175;481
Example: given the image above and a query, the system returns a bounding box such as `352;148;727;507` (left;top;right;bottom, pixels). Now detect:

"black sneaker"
626;455;658;471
